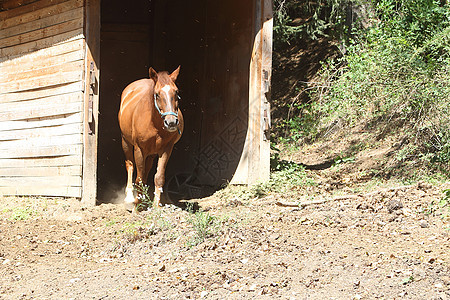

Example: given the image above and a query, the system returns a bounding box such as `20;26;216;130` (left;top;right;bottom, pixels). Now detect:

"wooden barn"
0;0;273;205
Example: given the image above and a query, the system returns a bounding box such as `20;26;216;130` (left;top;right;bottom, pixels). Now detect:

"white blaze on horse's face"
155;83;179;132
161;85;171;100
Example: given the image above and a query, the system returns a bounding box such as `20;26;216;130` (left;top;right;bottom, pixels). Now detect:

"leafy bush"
273;0;353;46
309;0;450;168
276;101;321;145
272;1;375;146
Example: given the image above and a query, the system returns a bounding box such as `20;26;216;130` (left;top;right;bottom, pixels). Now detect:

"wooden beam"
0;155;81;168
0;91;82;111
0;133;83;150
1;61;84;90
1;0;37;12
0;50;84;79
0;29;84;58
1;38;84;67
0;70;83;94
0;185;82;198
0;6;83;39
0;165;82;177
0;123;83;141
1;17;84;48
0;175;81;186
0;82;84;103
0;0;81;27
0;112;82;131
259;0;273;179
0;102;82;122
0;0;85;200
0;144;82;159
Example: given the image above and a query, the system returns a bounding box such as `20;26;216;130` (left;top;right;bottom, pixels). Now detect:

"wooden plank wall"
0;0;85;197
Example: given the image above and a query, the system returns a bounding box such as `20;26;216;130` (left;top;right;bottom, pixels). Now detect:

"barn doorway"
97;0;253;204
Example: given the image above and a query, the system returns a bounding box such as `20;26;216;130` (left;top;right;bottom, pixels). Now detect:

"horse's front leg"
154;148;173;207
122;137;136;211
133;146;146;211
123;159;136;211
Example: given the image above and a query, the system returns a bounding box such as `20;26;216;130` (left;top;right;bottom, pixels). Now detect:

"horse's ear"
149;67;158;83
170;65;181;82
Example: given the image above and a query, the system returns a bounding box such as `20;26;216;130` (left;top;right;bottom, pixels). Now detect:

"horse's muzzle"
164;115;179;132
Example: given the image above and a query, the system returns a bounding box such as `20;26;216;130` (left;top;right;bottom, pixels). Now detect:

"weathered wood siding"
0;0;85;197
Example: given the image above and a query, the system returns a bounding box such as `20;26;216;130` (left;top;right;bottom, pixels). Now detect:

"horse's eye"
156;93;160;99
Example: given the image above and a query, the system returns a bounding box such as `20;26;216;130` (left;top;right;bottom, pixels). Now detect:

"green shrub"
308;0;450;167
273;0;352;46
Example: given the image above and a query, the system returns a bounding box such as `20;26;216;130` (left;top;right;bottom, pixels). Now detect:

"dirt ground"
1;138;449;300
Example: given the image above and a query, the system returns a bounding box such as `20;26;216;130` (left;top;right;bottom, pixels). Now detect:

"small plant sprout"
134;182;153;210
186;210;222;248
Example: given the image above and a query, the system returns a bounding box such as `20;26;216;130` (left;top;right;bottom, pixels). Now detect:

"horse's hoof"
152;201;162;209
124;201;136;213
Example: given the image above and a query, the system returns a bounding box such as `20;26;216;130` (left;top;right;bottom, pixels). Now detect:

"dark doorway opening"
97;0;253;204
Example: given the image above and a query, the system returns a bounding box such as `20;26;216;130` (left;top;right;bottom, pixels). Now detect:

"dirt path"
0;177;449;299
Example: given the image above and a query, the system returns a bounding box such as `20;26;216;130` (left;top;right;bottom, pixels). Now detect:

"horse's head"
149;66;181;133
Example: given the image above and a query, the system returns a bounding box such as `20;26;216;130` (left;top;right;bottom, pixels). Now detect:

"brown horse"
118;66;184;211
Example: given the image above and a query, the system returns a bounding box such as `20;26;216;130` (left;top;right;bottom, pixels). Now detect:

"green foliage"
273;0;352;47
121;220;152;242
267;148;316;193
375;0;450;48
423;189;450;220
277;101;321;146
220;148;316;200
134;182;153;210
402;275;415;285
441;189;450;205
8;206;35;221
439;189;450;220
186;210;222;248
333;155;356;165
120;207;174;243
215;148;315;203
309;0;450;167
430;128;450;165
273;0;304;46
272;1;370;145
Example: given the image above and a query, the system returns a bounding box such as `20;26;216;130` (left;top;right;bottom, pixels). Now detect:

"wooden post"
81;0;100;206
245;0;272;185
260;0;273;180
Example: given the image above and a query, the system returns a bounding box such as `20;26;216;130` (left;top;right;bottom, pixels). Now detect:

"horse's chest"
138;132;173;154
